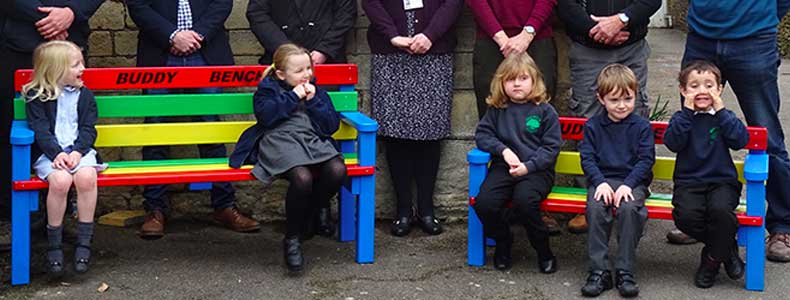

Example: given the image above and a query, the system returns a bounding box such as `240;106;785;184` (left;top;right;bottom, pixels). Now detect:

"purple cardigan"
363;0;464;55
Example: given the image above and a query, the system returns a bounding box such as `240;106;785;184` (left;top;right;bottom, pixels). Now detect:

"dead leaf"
97;282;109;293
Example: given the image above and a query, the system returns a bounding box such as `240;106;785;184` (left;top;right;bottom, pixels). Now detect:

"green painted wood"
550;186;746;205
13;91;358;119
107;153;358;169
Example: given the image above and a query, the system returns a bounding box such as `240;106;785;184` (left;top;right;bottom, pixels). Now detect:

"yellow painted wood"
555;151;745;182
100;158;358;175
95;121;357;147
546;192;746;212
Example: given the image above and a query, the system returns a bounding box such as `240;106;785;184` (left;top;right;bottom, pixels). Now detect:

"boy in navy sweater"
664;60;749;288
579;64;655;298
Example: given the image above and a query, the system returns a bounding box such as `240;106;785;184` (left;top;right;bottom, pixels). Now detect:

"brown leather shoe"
767;232;790;262
541;213;561;236
666;228;699;245
567;214;588;234
140;210;166;240
213;207;261;233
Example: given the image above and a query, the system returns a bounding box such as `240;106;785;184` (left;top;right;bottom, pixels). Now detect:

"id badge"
403;0;424;10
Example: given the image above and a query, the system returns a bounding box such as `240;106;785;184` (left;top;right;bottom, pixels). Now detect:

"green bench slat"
107;153;358;169
550;186;745;205
13;91;358;119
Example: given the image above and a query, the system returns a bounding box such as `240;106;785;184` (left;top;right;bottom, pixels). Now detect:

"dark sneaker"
581;270;612;297
615;269;639;298
694;248;720;288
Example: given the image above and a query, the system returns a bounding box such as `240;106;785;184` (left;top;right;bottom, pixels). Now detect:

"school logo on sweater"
709;127;719;144
525;115;541;133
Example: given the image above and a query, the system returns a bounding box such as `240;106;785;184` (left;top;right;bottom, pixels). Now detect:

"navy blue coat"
229;76;340;168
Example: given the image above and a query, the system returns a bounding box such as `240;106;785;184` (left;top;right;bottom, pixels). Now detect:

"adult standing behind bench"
246;0;357;237
126;0;260;239
0;0;104;221
362;0;463;237
679;0;790;262
557;0;661;235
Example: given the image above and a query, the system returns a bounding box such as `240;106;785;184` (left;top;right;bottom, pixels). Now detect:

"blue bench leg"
355;175;375;263
338;182;356;242
468;204;485;266
737;226;747;247
11;190;35;285
744;224;765;291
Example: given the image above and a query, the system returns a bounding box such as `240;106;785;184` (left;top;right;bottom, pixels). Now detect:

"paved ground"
3;28;790;300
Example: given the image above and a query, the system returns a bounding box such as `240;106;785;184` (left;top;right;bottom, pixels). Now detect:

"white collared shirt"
54;86;81;149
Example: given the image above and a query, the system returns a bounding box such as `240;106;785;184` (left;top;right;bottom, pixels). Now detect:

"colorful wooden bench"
467;116;769;291
9;65;378;285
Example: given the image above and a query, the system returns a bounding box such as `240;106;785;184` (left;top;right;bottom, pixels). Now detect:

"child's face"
61;49;84;87
598;87;635;122
275;53;313;87
503;73;533;102
680;70;722;111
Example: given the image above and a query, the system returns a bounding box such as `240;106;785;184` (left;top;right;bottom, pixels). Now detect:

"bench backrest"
12;65;360;148
555;116;768;181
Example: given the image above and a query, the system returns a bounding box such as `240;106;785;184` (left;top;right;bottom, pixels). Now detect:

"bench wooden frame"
467;116;769;291
9;65;378;285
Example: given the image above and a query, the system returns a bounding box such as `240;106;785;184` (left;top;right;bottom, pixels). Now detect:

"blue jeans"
142;53;235;212
682;32;790;233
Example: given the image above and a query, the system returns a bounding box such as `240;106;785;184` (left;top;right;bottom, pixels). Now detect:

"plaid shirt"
170;0;193;42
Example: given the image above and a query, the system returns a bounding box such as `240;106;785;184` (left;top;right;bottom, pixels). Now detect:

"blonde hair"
261;43;312;79
22;40;83;102
596;64;638;98
486;52;549;109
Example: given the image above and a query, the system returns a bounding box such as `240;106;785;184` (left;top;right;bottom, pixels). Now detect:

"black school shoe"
390;217;412;237
46;248;65;278
315;208;336;238
615;269;640;298
537;256;557;274
695;248;721;288
283;236;304;274
416;216;443;235
581;270;613;297
493;234;514;271
723;245;745;280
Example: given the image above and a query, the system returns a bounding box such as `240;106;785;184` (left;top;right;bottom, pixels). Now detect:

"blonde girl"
229;44;346;274
473;52;562;272
23;40;105;277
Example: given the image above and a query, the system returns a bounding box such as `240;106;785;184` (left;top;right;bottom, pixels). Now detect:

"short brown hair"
678;60;722;87
486;52;550;109
596;64;638;98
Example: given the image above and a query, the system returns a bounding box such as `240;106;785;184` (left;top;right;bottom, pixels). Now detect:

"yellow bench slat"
95;121;357;147
99;158;359;175
546;192;746;213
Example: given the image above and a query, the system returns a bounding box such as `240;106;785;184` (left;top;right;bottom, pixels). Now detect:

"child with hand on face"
664;60;750;289
229;44;347;275
473;53;561;273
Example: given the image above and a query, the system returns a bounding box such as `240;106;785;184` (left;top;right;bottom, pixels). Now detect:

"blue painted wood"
339;184;355;242
467;148;490;266
356;175;375;263
10;141;33;285
744;150;768;291
188;182;212;191
339;85;355;92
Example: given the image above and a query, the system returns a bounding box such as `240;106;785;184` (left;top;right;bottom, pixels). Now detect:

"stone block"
453;53;473;90
114;31;138;56
449;91;477;139
125;11;137;30
355;28;369;55
229;30;264;56
233;56;260;66
456;26;476;53
88;31;112;57
89;56;136;68
347;54;370;90
89;1;126;30
225;0;250;30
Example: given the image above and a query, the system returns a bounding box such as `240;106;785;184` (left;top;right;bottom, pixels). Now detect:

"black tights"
384;138;441;219
283;156;346;238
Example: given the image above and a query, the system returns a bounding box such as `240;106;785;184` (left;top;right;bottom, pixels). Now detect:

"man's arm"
191;0;233;42
556;0;596;36
246;0;290;55
312;0;357;62
64;0;105;23
126;0;179;50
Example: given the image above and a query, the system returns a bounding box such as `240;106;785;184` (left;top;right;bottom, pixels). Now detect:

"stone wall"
667;0;790;56
86;0;572;222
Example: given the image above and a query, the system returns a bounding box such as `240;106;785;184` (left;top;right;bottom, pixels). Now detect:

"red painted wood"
14;65;358;91
559;117;767;150
13;165;374;190
469;197;762;226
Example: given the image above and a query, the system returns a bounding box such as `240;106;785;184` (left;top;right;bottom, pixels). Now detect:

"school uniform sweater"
475;101;561;173
664;108;749;185
579;112;655;188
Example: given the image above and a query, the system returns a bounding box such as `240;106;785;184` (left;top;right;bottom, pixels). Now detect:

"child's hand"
52;152;70;170
683;93;696;111
712;93;725;112
508;163;528;177
613;185;634;208
66;151;82;169
501;148;521;168
303;83;316;101
293;84;307;99
594;182;614;205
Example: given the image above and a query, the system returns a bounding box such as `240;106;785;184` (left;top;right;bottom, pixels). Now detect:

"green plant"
649;94;671;121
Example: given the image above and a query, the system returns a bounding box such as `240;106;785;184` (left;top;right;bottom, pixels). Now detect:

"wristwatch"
523;25;536;35
618;13;630;26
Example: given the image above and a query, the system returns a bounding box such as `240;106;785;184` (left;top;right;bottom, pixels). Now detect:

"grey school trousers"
586;179;649;272
568;39;651;119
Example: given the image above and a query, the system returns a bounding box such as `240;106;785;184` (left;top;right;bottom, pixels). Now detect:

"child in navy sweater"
665;60;749;289
579;64;655;298
474;53;561;273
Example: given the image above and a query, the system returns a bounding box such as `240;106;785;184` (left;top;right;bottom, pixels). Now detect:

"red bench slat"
14;65;358;91
469;197;762;226
13;165;374;191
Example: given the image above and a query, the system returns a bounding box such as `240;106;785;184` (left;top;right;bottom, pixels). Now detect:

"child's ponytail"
260;43;312;81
